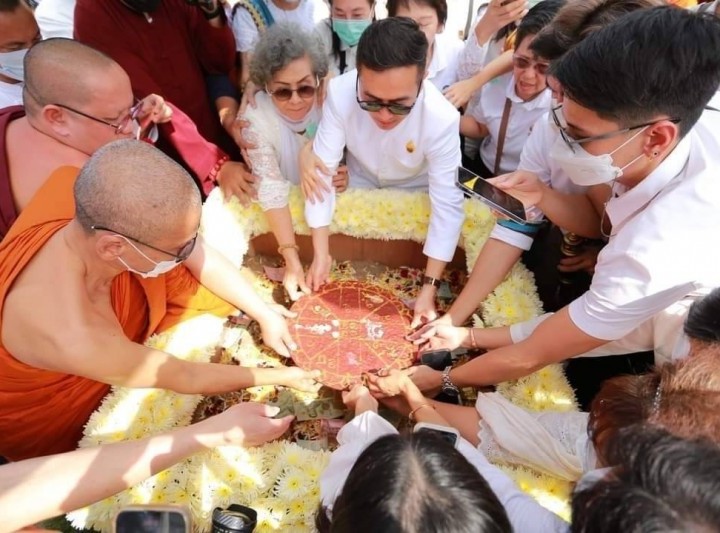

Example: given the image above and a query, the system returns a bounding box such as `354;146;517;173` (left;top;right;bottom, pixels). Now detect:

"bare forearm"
267;207;301;268
185;238;275;323
312;226;331;258
460;116;488;139
217;95;240;134
447;239;523;325
539;188;602;239
0;423;216;531
451;308;606;386
424;257;446;279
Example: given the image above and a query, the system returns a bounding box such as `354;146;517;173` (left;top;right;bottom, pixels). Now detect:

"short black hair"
551;6;720;137
316;431;511;532
571;425;720;532
684;288;720;344
0;0;22;11
356;17;428;81
515;0;566;52
529;0;664;62
386;0;448;26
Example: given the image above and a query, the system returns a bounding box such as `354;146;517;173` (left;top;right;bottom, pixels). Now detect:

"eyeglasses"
355;76;418;116
56;100;143;136
266;77;319;101
551;105;681;153
512;55;550;76
91;225;198;263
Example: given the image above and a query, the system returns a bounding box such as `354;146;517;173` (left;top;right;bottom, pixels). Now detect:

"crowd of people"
0;0;719;531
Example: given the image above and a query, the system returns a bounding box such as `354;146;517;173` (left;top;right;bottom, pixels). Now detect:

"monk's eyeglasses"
91;225;198;263
55;100;143;135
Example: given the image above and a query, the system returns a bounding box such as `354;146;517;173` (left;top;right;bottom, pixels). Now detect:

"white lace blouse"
241;92;319;211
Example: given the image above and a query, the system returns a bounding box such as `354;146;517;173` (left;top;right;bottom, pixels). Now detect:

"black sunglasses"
355;76;418;116
92;225;198;263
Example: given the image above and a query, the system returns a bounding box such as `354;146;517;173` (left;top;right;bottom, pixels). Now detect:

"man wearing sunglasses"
303;17;464;327
0;140;320;462
396;8;720;398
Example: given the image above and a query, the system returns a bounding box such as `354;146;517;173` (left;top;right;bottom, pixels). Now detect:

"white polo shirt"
471;73;552;176
306;70;464;262
568;110;720;341
231;0;322;53
426;31;465;93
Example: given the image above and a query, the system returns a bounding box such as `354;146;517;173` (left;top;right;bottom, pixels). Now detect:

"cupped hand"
341;383;378;414
281;366;322;393
258;309;297;358
443;78;477;109
299;142;332;204
216;161;257;206
211;402;294;447
406;323;468;351
411;286;438;329
283;262;311;302
306;254;332;292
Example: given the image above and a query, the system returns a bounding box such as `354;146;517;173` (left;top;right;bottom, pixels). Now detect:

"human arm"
0;403;294;533
184;236;298;356
304;80;347;289
490;171;603;239
445;50;513;109
407;307;607;392
460;115;490;139
443;238;524;325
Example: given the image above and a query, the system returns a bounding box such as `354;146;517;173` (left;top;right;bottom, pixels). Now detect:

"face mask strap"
117;235;159;266
609;125;648;156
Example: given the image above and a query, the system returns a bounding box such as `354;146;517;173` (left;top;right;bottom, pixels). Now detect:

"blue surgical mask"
116;236;180;278
332;18;371;47
0;48;28;82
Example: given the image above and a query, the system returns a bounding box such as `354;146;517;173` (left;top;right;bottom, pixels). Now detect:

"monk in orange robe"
0;141;318;462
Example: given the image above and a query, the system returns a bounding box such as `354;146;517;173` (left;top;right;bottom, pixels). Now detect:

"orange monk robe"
0;166;235;461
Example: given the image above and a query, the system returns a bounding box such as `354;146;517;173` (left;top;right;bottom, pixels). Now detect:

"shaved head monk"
1;37;174;237
0;140;318;461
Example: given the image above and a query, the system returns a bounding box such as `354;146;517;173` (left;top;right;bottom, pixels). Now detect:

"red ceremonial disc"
290;280;415;390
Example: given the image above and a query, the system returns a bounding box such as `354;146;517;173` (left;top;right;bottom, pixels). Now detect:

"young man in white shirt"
379;6;720;391
0;1;40;109
304;17;465;326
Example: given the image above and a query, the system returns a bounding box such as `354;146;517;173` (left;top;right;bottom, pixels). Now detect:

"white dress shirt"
471;73;552;175
0;80;23;109
319;411;568;532
306;70;464;262
35;0;75;39
426;31;465;92
567;110;720;342
231;0;321;53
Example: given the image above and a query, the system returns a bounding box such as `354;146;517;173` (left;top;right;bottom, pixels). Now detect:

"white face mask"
550;126;648;187
0;48;28;82
116;236;180;278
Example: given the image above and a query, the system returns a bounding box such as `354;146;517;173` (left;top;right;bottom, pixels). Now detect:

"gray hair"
249;23;329;87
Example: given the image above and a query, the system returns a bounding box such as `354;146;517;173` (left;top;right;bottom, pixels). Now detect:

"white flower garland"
70;187;577;531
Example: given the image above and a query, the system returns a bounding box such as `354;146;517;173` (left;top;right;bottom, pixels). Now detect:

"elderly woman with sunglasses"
240;23;346;301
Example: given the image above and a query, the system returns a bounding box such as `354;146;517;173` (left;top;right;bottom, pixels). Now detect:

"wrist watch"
441;366;460;396
422;275;442;288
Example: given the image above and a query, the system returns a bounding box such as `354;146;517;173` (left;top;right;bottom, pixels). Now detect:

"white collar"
606;133;691;228
426;35;448;81
504;75;551;109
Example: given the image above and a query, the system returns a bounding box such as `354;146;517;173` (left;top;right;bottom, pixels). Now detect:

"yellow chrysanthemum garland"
70;186;577;531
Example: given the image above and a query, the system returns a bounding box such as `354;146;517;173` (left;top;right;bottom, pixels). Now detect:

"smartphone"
414;422;460;448
456;166;528;224
114;505;191;533
419;349;452;370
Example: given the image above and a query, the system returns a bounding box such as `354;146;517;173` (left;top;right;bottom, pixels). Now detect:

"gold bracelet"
277;243;300;256
408;403;435;422
469;327;478;349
